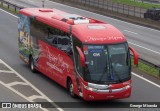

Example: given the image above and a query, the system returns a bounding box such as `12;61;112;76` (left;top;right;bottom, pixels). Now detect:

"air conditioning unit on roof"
63;14;90;25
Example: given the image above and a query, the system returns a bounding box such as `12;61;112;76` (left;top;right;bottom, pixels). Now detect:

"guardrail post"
1;0;2;6
134;6;135;17
15;6;16;12
8;3;9;9
107;0;108;10
112;2;113;11
102;0;104;9
123;4;124;14
140;7;142;18
98;0;99;8
42;0;44;8
117;3;118;12
128;5;129;17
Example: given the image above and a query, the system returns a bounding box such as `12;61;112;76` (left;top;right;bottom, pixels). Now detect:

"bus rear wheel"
29;56;36;73
67;79;76;98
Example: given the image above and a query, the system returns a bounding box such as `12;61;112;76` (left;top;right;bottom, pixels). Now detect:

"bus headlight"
82;83;96;91
124;85;130;90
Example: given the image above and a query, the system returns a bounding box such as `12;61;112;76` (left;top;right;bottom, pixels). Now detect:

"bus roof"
19;8;126;44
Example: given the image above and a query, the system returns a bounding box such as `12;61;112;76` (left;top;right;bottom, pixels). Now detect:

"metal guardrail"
142;60;160;78
136;0;160;4
131;55;160;78
58;0;160;20
64;0;147;18
0;0;24;12
0;0;160;78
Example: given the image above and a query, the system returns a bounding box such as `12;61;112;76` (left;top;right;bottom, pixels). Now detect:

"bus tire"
67;79;76;98
29;56;36;73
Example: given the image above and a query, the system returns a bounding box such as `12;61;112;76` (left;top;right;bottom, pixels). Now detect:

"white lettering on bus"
93;53;100;57
46;62;63;74
87;36;124;41
46;47;70;74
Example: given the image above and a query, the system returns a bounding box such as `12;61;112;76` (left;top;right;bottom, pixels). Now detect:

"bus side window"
30;18;47;49
52;37;58;45
47;28;54;39
36;23;72;55
52;30;72;54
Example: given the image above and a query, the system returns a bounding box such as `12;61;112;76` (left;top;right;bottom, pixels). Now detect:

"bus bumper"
82;86;131;101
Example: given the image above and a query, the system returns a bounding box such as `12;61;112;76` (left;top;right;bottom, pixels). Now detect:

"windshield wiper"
97;66;108;83
126;49;129;66
110;59;122;83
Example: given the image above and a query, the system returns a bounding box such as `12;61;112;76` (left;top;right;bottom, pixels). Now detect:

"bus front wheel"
29;56;36;73
67;79;76;98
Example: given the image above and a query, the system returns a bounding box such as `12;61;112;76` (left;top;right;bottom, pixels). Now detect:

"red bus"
18;8;138;101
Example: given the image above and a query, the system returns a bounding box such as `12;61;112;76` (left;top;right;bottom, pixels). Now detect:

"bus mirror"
129;47;138;65
76;46;86;67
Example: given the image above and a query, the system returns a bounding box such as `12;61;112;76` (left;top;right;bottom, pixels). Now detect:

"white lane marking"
27;0;34;3
0;59;64;111
132;72;160;88
0;60;52;102
0;70;14;73
0;9;18;18
48;0;160;33
7;81;28;87
128;42;160;55
28;95;46;101
0;81;47;111
124;30;138;35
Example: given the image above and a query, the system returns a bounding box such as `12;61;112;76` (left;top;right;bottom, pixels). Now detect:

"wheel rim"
69;83;74;95
31;60;34;70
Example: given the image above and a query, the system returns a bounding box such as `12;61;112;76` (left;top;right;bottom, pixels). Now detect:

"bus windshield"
83;43;131;84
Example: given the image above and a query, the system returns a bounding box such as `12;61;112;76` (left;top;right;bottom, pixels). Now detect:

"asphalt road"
0;0;160;111
0;83;41;111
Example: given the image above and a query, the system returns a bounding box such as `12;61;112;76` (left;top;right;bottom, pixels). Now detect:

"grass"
132;59;160;78
112;0;160;9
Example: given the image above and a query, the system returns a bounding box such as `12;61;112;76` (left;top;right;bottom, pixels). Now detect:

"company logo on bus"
46;47;70;73
87;36;124;42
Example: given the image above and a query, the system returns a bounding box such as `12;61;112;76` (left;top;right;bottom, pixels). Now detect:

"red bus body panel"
19;8;134;101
